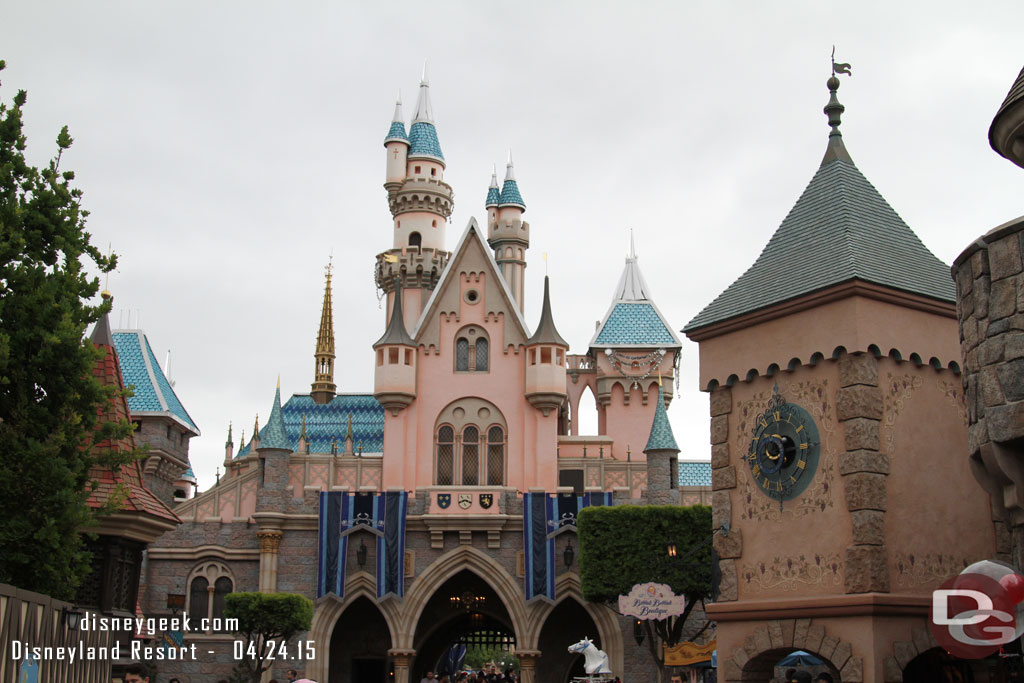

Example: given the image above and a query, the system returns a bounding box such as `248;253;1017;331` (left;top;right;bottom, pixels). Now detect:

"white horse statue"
567;637;612;675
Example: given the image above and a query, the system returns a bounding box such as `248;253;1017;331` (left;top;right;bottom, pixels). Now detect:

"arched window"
454;327;489;372
475;338;489;371
212;577;233;631
189;576;209;626
436;425;454;485
455;338;470;371
462;426;479;486
487;426;505;485
409;232;422;248
187;561;234;633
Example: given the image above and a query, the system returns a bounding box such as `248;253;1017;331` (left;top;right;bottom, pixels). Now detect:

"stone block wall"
952;215;1024;568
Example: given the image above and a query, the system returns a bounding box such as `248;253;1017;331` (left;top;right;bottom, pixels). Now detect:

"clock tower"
684;73;1002;682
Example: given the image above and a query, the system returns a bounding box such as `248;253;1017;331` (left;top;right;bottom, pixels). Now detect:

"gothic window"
187;561;234;633
487;426;505;485
475;338;489;371
189;577;209;626
409;232;422;248
455;327;489;372
436;425;454;485
455;339;470;371
462;426;479;486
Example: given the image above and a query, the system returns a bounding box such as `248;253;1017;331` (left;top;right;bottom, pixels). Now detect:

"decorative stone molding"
838;352;890;593
953;216;1024;567
257;530;283;554
882;626;940;682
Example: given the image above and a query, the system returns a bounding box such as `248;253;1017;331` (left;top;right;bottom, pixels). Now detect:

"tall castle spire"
377;67;454;332
311;260;336;405
487;151;530;314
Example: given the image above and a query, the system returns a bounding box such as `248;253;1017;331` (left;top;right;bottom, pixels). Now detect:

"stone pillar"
389;649;416;683
257;530;283;592
953;216;1024;568
708;386;740;601
837;352;890;593
517;651;541;683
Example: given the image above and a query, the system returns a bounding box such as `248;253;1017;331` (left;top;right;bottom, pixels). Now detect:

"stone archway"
307;572;401;682
399;545;530;650
722;620;861;683
522;574;624;676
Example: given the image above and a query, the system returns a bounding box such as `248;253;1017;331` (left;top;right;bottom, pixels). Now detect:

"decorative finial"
300;413;307;440
825;49;851;138
253;413;259;436
421;60;429;84
226;421;233;445
629;229;636;260
240;428;245;448
215;467;220;484
101;242;113;299
543;251;548;277
276;374;281;389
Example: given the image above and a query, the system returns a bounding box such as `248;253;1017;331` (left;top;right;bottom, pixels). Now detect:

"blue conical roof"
408;122;444;161
644;384;679;453
384;94;409;145
259;384;292;451
498;159;525;209
486;168;500;208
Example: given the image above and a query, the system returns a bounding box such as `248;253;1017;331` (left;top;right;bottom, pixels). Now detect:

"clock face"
746;389;821;502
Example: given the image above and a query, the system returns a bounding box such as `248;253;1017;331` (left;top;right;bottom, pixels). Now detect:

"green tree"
224;592;314;683
578;504;713;682
0;60;130;600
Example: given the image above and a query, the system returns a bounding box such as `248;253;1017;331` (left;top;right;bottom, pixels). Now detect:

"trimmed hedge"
578;504;712;603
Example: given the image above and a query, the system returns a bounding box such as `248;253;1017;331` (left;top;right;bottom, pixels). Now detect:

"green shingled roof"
684;139;955;333
259;385;292;451
644;384;678;453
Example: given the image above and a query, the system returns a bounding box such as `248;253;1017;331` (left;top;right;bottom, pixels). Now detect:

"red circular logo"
930;571;1020;659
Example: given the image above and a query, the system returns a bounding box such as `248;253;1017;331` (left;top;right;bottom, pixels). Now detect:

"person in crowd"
122;664;149;683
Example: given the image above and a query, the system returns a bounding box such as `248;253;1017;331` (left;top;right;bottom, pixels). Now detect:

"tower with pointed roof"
311;262;337;404
578;240;682;452
643;381;679;506
377;69;454;333
487;154;530;313
685;72;997;681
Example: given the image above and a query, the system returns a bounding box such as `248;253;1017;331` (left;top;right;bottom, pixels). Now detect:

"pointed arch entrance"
535;597;604;683
412;570;517;678
327;595;395;683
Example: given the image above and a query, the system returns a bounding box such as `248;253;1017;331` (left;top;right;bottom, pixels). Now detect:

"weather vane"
831;46;852;77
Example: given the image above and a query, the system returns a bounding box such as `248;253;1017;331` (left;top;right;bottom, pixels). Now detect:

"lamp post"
633;619;645;646
62;606;83;630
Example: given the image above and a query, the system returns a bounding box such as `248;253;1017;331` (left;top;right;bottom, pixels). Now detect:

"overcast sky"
3;2;1022;491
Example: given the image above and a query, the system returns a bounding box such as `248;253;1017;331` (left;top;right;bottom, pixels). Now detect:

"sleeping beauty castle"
127;72;711;683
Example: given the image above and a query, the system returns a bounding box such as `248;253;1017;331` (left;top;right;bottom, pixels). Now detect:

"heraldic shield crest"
479;493;494;509
458;493;473;509
437;493;451;509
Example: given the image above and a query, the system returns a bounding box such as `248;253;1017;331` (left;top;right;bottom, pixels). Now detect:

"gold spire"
311;258;337;404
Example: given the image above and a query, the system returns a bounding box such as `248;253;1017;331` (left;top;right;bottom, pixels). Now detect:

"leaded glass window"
456;338;470;371
213;577;233;631
189;577;209;626
462;426;479;485
475;338;489;371
487;426;505;485
437;425;454;485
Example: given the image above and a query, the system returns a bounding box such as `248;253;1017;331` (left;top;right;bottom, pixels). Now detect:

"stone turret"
488;154;530;313
376;69;454;331
525;276;568;416
311;263;337;405
373;284;417;414
643;382;679;505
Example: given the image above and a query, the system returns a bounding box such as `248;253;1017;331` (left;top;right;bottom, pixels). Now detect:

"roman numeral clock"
746;386;821;508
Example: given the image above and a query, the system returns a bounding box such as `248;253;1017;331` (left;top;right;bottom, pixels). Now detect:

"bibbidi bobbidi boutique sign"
617;582;686;620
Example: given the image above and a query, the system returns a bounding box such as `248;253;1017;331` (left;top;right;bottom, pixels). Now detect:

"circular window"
465;289;480;304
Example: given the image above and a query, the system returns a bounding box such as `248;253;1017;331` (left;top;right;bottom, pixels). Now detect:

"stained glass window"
456;338;470;371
